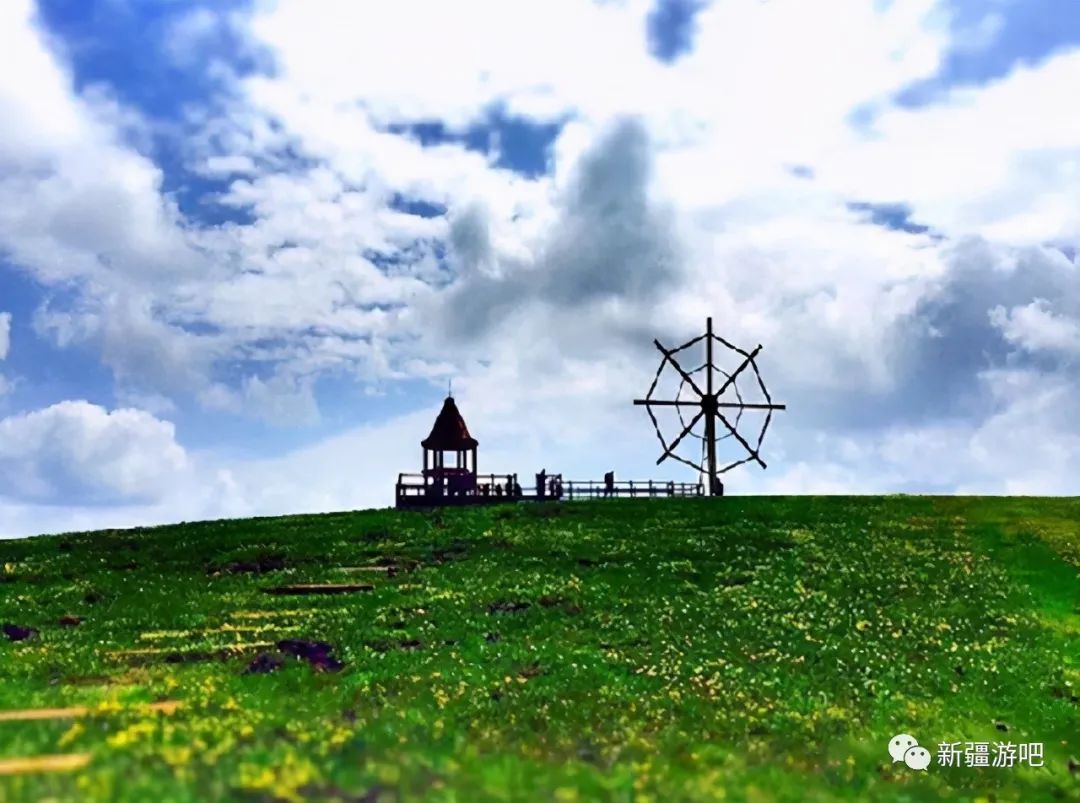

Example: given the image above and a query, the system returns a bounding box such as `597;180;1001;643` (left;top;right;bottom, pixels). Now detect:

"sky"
1;0;1079;538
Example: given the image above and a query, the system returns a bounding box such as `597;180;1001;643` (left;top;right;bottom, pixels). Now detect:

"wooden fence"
395;473;703;508
562;479;704;500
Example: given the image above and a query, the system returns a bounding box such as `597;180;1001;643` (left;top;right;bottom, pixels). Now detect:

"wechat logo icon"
889;733;931;770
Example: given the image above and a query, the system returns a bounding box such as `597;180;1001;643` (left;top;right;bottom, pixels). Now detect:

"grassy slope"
0;496;1077;802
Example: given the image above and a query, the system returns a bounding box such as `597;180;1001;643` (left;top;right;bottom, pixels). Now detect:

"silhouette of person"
537;469;547;499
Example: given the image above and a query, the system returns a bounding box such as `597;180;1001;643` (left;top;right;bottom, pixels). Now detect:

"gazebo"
421;394;478;497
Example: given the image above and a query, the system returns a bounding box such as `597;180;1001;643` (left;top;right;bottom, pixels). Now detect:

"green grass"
0;496;1077;802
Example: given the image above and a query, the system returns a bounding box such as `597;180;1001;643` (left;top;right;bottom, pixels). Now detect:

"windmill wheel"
633;317;786;495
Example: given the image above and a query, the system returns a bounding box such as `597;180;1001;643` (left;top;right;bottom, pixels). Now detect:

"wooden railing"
396;473;563;503
561;479;704;498
395;473;702;506
397;472;516;493
562;479;704;499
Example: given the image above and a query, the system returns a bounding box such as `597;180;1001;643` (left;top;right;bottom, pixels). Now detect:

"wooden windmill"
634;317;786;496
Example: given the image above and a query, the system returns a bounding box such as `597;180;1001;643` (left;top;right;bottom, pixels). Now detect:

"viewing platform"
394;393;706;509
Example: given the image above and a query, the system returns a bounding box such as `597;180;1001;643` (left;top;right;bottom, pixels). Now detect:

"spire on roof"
421;395;477;450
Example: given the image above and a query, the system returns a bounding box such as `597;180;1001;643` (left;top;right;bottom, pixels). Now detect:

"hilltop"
0;496;1077;801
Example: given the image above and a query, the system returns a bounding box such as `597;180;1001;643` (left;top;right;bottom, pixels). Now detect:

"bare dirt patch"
244;653;286;675
2;624;38;642
276;639;346;672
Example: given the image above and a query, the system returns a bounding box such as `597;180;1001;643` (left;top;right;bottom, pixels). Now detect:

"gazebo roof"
422;396;478;450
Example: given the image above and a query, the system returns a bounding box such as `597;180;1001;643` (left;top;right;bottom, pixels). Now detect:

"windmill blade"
710;332;752;358
633;400;703;407
676;366;710;440
653;340;705;397
718;454;756;474
643;396;668;453
715;410;766;469
756;409;774;451
666;449;707;475
715;402;785;410
670;332;707;355
643;349;668;400
714;345;762;398
657;408;705;465
749;353;777;405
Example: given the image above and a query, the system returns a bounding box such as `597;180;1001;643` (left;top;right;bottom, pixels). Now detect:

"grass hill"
0;496;1077;802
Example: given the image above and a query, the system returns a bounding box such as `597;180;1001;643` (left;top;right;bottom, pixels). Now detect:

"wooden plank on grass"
0;700;182;722
139;624;300;641
230;609;307;620
262;583;373;595
0;753;91;775
107;643;273;661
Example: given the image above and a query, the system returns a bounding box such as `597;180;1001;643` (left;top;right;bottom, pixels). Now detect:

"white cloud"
199;371;320;427
989;299;1080;357
0;0;958;421
0;0;201;286
3;0;1080;539
0;401;190;505
817;49;1080;245
198;154;257;177
167;0;1078;498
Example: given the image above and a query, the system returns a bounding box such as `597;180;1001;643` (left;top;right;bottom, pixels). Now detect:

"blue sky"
1;0;1079;537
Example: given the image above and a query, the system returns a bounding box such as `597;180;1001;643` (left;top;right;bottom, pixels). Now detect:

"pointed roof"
422;396;478;450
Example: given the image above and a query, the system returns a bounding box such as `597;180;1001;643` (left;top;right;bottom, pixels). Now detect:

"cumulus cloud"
0;401;190;505
0;0;202;287
440;117;682;338
0;0;409;421
989;299;1080;358
4;0;1080;538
